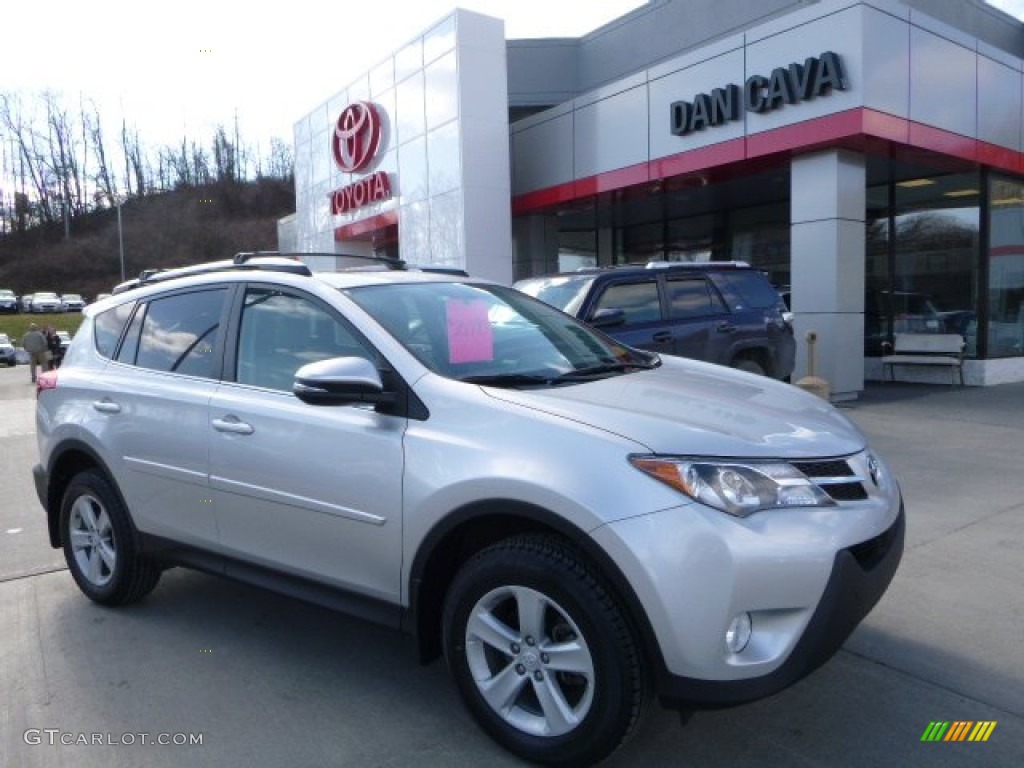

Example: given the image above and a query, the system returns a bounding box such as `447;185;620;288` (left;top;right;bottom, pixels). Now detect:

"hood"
482;357;865;459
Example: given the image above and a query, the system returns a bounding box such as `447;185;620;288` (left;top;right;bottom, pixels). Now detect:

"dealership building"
282;0;1024;399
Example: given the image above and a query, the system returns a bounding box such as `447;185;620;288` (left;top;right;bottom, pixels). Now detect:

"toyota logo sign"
332;102;383;173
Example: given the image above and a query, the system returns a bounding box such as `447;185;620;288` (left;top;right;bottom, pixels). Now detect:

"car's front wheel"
443;534;647;766
60;469;161;605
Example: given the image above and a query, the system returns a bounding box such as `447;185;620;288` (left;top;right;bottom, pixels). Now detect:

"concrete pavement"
1;364;1021;766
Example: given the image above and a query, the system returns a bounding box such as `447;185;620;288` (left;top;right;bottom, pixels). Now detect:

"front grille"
792;458;868;502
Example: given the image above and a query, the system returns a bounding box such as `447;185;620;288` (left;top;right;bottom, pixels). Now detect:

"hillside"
0;178;295;301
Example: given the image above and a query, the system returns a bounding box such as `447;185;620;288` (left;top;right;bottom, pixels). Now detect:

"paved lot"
0;363;1021;767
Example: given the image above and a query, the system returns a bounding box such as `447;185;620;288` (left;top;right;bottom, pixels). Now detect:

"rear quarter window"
713;271;783;310
93;301;137;359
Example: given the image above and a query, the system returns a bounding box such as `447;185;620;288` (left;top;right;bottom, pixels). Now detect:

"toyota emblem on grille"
332;102;383;173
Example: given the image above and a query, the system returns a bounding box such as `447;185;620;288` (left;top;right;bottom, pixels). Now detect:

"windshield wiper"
550;360;658;382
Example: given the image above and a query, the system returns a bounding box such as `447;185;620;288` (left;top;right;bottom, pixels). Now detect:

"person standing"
45;326;62;370
21;324;48;383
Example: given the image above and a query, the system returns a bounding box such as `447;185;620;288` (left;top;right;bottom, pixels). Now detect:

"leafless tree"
85;101;118;206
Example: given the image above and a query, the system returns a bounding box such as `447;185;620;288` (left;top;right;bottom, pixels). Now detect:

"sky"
1;0;1022;169
1;0;646;162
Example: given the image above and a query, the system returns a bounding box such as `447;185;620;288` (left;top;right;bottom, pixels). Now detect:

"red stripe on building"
511;107;1024;215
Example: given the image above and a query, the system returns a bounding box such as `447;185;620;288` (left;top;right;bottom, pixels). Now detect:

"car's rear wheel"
60;469;161;605
443;534;646;766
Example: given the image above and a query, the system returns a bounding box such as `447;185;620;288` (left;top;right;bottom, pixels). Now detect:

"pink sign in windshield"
446;299;494;364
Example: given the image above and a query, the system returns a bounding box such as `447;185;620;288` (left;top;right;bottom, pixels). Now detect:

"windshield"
345;282;655;386
514;275;594;316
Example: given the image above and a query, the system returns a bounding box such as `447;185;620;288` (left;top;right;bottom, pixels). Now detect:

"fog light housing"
725;612;752;654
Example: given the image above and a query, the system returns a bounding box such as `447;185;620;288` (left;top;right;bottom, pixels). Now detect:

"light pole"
116;197;125;282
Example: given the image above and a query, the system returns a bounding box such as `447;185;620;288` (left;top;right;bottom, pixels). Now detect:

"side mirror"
590;307;626;328
293;357;396;406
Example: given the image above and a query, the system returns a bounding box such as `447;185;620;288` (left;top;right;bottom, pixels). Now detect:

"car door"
663;275;732;364
584;277;673;353
97;287;228;548
209;284;405;604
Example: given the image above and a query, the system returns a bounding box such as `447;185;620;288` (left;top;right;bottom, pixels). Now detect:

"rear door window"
133;289;227;378
666;277;727;319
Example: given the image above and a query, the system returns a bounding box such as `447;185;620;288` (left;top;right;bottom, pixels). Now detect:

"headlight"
629;455;836;517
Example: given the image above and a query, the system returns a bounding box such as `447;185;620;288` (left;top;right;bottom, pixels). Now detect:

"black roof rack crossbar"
234;250;408;270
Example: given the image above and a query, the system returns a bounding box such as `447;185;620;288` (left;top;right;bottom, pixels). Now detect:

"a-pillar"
790;149;866;401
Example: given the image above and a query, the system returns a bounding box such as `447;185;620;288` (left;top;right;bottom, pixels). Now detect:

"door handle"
652;331;673;343
717;322;735;333
212;417;255;436
92;399;121;414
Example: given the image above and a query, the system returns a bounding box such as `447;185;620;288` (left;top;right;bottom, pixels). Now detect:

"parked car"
0;333;16;366
20;293;34;313
0;289;18;314
60;293;86;312
28;291;63;313
33;254;903;766
515;261;796;379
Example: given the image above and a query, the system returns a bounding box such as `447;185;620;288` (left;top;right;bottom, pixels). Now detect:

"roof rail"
112;254;313;294
644;260;751;269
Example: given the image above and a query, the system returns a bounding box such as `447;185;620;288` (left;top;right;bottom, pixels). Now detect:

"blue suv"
515;262;795;379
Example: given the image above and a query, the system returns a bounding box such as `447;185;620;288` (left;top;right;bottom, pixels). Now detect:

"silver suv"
33;254;903;766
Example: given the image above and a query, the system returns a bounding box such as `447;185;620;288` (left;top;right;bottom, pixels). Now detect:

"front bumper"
659;505;903;708
591;472;904;711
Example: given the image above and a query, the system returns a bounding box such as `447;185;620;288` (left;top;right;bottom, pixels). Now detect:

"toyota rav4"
33;254;902;766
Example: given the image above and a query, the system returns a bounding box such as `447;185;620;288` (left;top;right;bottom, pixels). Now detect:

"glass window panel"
592;280;662;325
666;277;725;318
425;50;458;130
988;176;1024;358
427;119;460;197
370;58;395;97
866;172;981;357
94;301;135;359
396;71;426;146
236;288;374;392
395;38;423;85
135;289;226;378
398;135;428;203
423;15;456;66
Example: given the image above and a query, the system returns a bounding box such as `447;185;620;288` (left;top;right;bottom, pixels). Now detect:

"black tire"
59;469;161;605
732;356;766;376
443;534;647;767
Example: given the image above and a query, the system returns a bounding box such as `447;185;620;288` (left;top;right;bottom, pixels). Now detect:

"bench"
882;333;965;385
